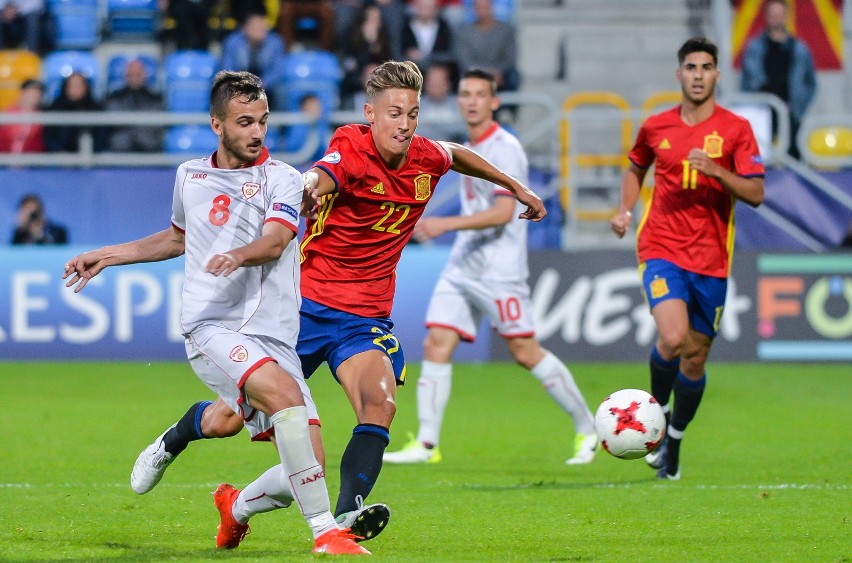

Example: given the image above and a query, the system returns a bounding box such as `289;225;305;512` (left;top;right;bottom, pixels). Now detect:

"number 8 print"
209;195;231;226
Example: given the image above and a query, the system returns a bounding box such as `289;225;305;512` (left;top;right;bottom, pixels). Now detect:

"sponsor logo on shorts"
242;182;260;199
272;202;298;219
650;276;669;299
229;345;248;362
321;151;341;164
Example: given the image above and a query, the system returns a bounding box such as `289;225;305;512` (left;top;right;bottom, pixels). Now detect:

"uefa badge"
229;345;248;362
702;131;723;158
414;173;432;201
242;182;260;199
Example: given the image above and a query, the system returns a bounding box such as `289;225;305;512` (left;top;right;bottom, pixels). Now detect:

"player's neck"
467;119;496;144
679;98;715;126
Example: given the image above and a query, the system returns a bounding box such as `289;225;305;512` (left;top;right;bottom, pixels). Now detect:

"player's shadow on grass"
94;543;295;560
458;479;656;492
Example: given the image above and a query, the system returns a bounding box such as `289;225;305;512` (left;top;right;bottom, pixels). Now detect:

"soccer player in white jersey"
62;71;368;555
383;68;598;465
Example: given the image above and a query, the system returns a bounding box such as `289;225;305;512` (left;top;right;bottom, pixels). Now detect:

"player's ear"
364;102;375;124
210;116;222;136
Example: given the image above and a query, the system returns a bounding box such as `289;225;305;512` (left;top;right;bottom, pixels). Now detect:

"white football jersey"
171;151;303;344
444;124;529;282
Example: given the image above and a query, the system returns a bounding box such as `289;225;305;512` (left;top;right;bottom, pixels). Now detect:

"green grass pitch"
0;361;848;561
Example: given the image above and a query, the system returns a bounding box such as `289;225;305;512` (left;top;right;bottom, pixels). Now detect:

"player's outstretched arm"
686;148;764;207
611;163;647;239
206;221;296;277
441;141;546;222
300;168;337;219
414;197;515;242
63;227;185;292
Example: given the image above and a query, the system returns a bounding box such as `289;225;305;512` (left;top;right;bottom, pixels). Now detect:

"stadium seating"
42;50;100;102
165;125;218;154
808;127;852;159
273;50;341;114
47;0;101;50
164;50;217;112
106;0;159;41
0;50;42;109
106;53;160;94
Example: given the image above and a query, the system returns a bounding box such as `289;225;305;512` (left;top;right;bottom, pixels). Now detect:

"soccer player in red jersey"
128;60;546;542
610;38;765;480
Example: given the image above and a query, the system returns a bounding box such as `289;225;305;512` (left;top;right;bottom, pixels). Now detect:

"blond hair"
365;60;423;101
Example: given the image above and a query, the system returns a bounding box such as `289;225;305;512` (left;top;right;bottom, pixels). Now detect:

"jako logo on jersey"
300;470;325;485
272;202;298;219
229;345;248;362
414;173;432;200
242;182;260;199
320;151;341;164
192;173;207;179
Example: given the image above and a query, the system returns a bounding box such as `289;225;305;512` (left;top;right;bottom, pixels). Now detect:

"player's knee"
200;406;242;438
423;332;453;362
356;391;396;427
657;331;687;358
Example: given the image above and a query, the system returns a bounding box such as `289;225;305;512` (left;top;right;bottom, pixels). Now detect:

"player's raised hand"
63;250;110;292
301;171;320;219
517;188;546;222
610;210;632;238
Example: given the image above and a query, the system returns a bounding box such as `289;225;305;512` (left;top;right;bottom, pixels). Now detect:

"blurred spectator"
456;0;519;92
0;78;44;153
437;0;464;31
842;221;852;249
278;0;334;51
44;72;106;153
11;193;67;245
402;0;455;73
339;2;392;108
417;63;464;142
348;59;379;111
282;93;329;166
220;12;285;106
230;0;267;26
335;0;404;60
741;0;816;160
0;0;47;53
160;0;214;50
105;58;165;152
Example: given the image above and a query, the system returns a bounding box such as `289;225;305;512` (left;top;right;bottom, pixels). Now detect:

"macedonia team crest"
414;173;432;201
242;182;260;199
229;345;248;362
703;132;723;158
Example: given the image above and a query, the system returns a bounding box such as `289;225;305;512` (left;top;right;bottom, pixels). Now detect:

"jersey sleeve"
731;120;765;178
170;162;187;233
421;136;453;176
628;122;655;169
313;126;365;193
265;166;302;234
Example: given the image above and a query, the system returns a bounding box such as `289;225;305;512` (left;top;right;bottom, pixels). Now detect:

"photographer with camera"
11;193;68;245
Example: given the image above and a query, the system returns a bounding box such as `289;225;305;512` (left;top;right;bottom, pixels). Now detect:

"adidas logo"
371;182;385;194
659;139;671;149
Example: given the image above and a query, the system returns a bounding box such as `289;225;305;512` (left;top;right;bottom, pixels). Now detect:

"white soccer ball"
594;388;666;460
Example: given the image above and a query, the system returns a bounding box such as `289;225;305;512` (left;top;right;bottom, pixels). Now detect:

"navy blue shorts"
297;297;407;385
640;258;727;337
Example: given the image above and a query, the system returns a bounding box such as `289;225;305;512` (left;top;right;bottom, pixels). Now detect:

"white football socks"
415;360;453;447
270;406;337;538
232;464;293;524
531;351;595;435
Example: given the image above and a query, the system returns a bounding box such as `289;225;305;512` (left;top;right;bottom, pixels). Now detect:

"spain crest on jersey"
703;131;724;158
414;173;432;201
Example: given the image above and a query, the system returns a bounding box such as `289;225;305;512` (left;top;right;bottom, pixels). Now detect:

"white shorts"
185;324;318;440
424;272;535;341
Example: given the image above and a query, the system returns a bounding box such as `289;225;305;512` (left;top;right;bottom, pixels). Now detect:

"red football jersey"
630;105;764;277
300;124;452;317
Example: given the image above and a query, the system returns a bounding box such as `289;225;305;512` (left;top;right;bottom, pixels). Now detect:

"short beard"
221;132;260;165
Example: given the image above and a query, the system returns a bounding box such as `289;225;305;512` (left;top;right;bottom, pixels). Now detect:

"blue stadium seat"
462;0;516;23
273;50;341;114
164;50;217;112
47;0;100;50
106;54;160;94
107;0;159;40
42;50;100;102
165;125;218;154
